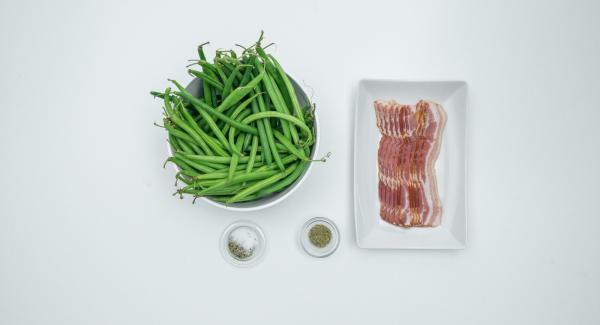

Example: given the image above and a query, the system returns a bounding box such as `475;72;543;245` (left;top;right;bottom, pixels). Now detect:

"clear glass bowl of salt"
220;221;266;267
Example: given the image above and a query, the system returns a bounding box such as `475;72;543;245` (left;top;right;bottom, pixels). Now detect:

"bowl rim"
166;76;319;211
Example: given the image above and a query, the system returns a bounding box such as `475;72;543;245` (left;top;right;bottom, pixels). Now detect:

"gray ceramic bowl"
167;76;319;211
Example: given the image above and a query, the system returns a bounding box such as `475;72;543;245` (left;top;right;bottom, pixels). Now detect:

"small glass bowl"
220;221;266;267
299;217;340;258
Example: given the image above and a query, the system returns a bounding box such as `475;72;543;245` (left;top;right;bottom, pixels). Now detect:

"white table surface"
1;0;599;324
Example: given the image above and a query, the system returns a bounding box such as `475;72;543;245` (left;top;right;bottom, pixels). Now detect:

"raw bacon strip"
375;99;446;227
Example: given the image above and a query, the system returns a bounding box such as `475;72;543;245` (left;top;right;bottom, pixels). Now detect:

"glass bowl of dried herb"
299;217;339;258
221;220;266;267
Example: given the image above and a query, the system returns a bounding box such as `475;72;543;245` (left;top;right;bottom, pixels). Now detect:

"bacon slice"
375;99;446;227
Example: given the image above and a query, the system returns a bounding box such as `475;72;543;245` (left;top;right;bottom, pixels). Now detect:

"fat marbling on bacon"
374;99;446;227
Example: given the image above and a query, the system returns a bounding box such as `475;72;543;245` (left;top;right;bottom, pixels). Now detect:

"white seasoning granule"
229;226;258;252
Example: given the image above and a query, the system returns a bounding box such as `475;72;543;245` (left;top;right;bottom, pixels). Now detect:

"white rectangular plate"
354;80;467;249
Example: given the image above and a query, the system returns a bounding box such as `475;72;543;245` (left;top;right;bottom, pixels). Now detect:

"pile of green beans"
152;33;318;204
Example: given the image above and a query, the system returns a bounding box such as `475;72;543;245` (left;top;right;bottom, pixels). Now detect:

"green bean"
205;154;296;180
177;100;213;155
193;185;247;196
186;123;215;156
256;142;288;153
180;153;263;164
188;69;223;91
193;170;267;191
228;133;244;181
200;69;215;107
168;134;181;152
194;163;264;181
177;174;195;186
189;136;210;155
268;54;305;123
171;80;258;135
239;66;253;87
242;111;313;146
163;88;174;115
196;59;216;72
166;114;209;150
224;52;239;63
216;61;232;77
227;109;252;156
225;163;297;203
193;171;230;181
276;143;289;152
250;96;272;164
269;71;290;110
194;161;264;181
187;180;262;196
174;137;194;155
255;83;284;170
182;154;233;164
242;133;252;152
151;91;176;101
215;70;265;113
222;92;261;134
266;154;298;168
253;63;292;140
227;130;239;157
190;129;213;155
197;42;208;61
176;150;228;169
273;155;298;168
213;62;228;83
272;130;309;161
210;194;259;203
195;169;277;196
266;72;300;144
196;47;218;108
179;183;224;195
193;179;223;187
185;95;231;151
193;60;220;79
222;64;251;98
231;97;256;121
174;154;216;174
163;92;185;121
217;58;244;81
202;81;214;108
179;169;199;178
191;161;225;170
164;122;196;145
246;136;259;173
165;157;194;173
187;141;204;155
205;154;296;177
197;131;228;157
257;161;307;196
255;46;278;76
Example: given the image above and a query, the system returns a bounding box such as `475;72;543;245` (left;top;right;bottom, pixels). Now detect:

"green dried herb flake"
228;240;254;260
308;224;332;248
